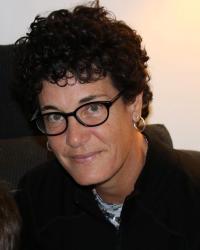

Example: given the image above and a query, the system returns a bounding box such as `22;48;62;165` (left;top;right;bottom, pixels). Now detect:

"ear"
131;92;143;122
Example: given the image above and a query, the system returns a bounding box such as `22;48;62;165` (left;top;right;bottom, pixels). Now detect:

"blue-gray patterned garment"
93;189;123;229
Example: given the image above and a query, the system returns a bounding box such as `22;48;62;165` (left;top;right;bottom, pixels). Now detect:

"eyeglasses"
32;91;123;136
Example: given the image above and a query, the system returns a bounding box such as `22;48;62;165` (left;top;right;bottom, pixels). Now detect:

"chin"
60;155;116;186
72;176;100;186
72;172;109;186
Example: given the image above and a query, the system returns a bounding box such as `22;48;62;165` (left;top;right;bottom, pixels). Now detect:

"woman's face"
38;76;143;188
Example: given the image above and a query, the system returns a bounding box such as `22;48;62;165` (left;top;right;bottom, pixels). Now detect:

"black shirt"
16;135;200;250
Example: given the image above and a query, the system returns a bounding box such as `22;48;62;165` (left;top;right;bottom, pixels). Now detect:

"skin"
38;76;148;204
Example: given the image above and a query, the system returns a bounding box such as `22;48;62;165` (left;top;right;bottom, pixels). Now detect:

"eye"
77;103;105;120
87;103;103;113
81;103;105;116
44;113;65;123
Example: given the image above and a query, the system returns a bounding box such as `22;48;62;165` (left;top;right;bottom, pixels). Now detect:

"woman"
15;1;200;249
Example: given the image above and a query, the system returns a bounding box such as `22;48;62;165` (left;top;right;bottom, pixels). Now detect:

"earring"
46;141;52;152
133;116;146;132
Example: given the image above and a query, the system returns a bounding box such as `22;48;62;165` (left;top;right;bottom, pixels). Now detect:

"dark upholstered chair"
0;45;199;188
0;45;54;188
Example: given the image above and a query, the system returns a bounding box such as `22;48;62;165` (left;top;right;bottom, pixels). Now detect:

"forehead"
38;76;118;110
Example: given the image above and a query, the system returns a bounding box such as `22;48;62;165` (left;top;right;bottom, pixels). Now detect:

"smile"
70;151;101;164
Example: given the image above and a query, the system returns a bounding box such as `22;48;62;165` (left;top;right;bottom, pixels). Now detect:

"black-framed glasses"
32;91;123;136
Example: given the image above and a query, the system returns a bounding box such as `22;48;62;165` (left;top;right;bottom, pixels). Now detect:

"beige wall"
1;0;200;150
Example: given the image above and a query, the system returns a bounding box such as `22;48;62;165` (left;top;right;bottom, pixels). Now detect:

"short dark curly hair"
15;0;152;118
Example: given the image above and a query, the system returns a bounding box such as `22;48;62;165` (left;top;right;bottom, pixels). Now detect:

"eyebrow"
79;95;104;104
40;105;60;112
41;94;108;112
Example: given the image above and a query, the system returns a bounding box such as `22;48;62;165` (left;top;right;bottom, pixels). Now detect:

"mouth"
70;151;102;164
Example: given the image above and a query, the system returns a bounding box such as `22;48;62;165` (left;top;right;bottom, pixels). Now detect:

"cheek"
90;122;115;144
109;112;134;152
90;114;133;150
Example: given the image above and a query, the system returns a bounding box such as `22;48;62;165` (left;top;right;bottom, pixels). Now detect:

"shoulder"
15;159;79;230
174;149;200;187
171;149;200;245
142;137;200;243
15;159;84;246
144;132;200;189
16;159;75;209
142;134;200;216
17;159;69;191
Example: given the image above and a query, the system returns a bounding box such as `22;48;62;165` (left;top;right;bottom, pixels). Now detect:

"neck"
95;132;148;204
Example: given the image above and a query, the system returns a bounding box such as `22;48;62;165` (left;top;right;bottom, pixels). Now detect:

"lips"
70;151;101;164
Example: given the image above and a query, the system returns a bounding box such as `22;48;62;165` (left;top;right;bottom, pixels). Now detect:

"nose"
65;117;90;148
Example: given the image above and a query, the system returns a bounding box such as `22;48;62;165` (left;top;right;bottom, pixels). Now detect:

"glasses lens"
36;113;66;135
77;102;108;126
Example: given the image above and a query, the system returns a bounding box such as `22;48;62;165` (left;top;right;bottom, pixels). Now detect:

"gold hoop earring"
46;141;52;152
134;116;146;132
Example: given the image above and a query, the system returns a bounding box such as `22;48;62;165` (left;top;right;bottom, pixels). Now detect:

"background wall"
1;0;200;150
